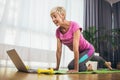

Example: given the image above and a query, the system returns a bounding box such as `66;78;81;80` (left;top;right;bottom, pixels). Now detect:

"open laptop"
7;49;37;73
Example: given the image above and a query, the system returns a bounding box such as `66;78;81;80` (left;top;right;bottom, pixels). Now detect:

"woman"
50;6;112;73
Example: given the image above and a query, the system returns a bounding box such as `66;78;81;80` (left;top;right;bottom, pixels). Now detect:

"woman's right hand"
48;67;58;71
53;67;59;70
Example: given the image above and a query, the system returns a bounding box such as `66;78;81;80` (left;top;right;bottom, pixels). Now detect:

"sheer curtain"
0;0;84;68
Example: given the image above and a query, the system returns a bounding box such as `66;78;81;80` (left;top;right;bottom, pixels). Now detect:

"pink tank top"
56;21;93;52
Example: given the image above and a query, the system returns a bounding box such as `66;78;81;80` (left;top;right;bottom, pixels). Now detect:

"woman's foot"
104;62;112;70
87;64;93;71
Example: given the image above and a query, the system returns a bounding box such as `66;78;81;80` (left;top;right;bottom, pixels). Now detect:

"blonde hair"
50;6;66;18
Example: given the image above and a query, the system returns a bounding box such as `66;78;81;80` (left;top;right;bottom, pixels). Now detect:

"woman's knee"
79;64;87;72
68;64;74;70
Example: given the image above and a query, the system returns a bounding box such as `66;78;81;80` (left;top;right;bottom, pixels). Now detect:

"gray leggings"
68;50;106;72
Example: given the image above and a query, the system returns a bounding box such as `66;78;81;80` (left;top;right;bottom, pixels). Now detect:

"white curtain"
0;0;84;68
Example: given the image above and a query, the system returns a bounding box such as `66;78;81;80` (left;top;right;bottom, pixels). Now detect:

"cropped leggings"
68;45;106;72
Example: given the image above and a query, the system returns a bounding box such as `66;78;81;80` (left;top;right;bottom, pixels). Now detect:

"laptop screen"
7;49;28;72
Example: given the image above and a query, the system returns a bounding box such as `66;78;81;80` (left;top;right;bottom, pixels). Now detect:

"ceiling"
106;0;120;4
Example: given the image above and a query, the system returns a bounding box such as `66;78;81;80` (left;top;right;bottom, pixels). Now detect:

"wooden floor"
1;67;120;80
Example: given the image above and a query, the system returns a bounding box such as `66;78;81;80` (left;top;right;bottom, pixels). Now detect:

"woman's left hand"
67;70;78;73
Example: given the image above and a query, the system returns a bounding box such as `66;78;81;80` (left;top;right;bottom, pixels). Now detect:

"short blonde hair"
50;6;66;17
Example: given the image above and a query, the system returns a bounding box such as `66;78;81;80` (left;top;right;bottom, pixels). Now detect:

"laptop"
7;49;37;73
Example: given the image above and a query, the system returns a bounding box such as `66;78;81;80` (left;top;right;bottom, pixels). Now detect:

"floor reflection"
1;67;120;80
